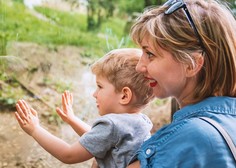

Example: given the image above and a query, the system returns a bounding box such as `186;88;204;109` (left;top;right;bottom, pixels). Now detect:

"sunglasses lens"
165;1;184;14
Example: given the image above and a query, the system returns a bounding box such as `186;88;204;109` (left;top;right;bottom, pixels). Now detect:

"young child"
15;48;154;168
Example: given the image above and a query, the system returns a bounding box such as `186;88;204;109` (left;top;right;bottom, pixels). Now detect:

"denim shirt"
136;96;236;168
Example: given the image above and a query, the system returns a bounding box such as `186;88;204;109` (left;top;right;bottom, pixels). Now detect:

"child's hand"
56;90;75;123
15;100;40;136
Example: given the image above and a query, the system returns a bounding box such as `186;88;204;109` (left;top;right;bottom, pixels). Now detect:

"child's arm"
56;91;91;136
15;100;93;164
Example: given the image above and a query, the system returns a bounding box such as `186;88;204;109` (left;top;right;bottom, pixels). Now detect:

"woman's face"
136;37;192;102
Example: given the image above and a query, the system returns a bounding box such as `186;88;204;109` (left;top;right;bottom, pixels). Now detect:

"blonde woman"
128;0;236;167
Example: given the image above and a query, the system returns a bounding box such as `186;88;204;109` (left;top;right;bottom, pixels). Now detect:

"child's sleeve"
79;117;117;158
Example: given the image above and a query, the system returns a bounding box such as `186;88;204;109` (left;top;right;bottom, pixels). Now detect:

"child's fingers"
65;91;70;104
16;103;27;121
18;100;31;117
70;92;73;105
62;94;67;110
63;90;72;104
30;107;38;117
66;91;73;105
56;107;67;118
21;99;29;108
14;111;26;126
63;92;72;106
56;107;62;115
63;91;67;102
21;100;31;113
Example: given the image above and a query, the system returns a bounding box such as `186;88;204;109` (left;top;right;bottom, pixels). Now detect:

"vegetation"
0;0;132;109
1;0;235;57
0;1;134;58
1;0;236;110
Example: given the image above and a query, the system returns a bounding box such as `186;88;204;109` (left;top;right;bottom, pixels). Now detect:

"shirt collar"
173;96;236;122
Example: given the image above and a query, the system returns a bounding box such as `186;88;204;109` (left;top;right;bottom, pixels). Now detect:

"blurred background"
0;0;235;167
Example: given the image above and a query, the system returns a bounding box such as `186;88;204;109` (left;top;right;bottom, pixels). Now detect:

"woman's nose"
136;56;147;73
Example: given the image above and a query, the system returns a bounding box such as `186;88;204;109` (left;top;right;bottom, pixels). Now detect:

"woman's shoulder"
146;117;218;149
170;117;219;142
139;117;234;167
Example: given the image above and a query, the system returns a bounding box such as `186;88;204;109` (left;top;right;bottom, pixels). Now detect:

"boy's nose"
93;90;97;98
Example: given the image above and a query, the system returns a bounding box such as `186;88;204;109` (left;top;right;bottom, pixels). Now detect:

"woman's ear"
119;87;132;105
186;54;204;77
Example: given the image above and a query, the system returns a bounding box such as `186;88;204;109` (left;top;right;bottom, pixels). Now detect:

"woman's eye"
146;51;154;59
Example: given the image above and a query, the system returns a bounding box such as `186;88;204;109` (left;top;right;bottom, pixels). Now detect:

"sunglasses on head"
163;0;205;51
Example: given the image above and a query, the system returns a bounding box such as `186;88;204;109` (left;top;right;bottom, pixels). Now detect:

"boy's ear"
119;87;132;105
186;54;204;77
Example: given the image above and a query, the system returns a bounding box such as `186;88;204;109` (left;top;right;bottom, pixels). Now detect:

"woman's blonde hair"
91;48;154;108
131;0;236;104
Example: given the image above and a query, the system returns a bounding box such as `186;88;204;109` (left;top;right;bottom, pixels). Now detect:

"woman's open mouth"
149;79;157;87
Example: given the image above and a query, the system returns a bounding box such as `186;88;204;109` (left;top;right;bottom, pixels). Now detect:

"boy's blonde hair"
131;0;236;104
91;48;154;108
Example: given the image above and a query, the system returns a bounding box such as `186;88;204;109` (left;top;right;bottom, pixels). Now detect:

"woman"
128;0;236;167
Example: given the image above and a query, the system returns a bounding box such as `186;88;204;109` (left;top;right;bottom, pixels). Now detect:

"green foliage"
101;17;127;37
86;0;117;30
118;0;144;14
0;76;25;110
0;1;135;59
0;0;137;112
35;7;87;32
12;0;24;3
53;80;73;93
103;28;132;52
0;57;26;110
42;77;73;94
0;32;9;55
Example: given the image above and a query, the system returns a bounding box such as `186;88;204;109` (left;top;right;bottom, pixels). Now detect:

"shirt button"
146;149;151;155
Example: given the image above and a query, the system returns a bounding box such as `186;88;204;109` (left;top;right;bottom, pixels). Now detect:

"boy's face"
93;75;122;116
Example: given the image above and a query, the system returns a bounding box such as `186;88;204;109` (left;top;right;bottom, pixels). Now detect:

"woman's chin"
153;88;166;99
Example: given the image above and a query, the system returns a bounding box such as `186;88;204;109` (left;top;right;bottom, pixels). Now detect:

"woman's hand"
15;99;40;136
